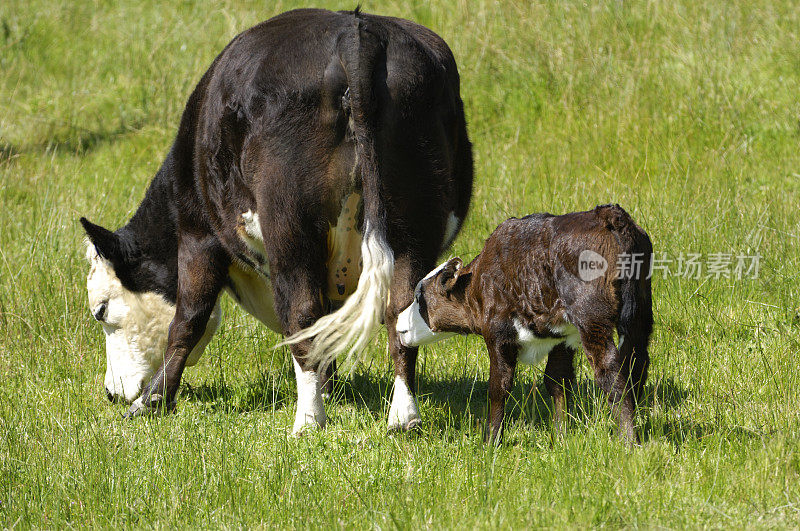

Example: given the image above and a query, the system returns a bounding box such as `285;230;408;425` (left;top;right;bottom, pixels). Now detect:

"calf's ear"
440;257;470;294
438;257;462;286
80;217;125;263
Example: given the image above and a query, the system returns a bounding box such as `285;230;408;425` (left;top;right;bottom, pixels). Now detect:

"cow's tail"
280;14;394;371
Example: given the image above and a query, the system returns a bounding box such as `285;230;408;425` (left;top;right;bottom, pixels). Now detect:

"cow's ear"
80;217;125;262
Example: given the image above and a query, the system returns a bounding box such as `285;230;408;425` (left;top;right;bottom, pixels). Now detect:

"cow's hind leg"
126;234;229;417
271;264;330;435
385;255;432;430
319;298;341;397
321;359;337;398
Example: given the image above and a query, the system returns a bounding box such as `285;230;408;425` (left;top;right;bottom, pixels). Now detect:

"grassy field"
2;0;799;527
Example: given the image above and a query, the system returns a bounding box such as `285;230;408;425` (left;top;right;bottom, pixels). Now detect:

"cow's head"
396;258;472;347
80;218;176;403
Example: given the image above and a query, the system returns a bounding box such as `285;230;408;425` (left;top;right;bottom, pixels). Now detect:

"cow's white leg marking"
387;376;421;430
291;356;326;435
441;211;461;252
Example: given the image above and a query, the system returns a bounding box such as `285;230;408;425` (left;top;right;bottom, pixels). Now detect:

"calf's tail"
601;204;654;401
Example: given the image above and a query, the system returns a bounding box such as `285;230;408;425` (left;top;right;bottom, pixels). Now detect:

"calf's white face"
396;262;456;347
85;244;176;402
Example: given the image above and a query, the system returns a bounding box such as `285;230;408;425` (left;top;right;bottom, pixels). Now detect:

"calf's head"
396;257;472;347
81;218;175;403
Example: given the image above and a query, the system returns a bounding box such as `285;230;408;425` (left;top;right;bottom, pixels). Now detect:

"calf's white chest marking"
512;319;581;366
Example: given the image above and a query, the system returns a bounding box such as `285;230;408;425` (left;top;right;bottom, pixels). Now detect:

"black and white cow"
80;8;473;434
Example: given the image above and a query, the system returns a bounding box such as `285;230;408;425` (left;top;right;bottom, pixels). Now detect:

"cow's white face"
85;243;175;402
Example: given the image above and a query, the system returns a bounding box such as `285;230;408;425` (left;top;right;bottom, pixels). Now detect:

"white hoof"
292;357;327;436
292;408;326;436
388;376;421;431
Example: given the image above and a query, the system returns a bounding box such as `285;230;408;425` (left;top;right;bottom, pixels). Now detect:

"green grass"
2;0;800;527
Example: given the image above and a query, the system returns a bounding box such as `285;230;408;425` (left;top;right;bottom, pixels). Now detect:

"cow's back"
182;9;466;260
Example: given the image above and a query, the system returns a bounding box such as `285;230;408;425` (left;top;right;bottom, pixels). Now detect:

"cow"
80;8;473;434
395;205;653;444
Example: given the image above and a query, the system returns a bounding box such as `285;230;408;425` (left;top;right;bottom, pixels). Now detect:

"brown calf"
396;204;653;444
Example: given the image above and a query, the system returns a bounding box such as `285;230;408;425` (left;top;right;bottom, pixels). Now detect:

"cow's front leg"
386;257;424;430
126;235;228;417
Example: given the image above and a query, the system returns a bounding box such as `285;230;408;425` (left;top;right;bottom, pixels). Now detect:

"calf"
396;204;653;444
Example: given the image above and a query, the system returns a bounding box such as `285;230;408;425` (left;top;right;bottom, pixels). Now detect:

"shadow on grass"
417;373;720;447
325;371;394;420
178;372;290;414
0;120;144;160
173;365;730;449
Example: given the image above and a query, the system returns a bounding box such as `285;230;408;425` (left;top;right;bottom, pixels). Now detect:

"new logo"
578;250;608;281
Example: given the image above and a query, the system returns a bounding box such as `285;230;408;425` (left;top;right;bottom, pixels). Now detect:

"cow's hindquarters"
278;19;396;370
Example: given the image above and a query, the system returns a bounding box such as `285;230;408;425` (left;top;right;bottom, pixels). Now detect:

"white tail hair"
281;20;396;370
278;221;394;370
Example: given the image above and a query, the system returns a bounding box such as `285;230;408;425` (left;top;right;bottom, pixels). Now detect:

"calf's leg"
543;344;576;433
485;338;517;444
580;328;638;444
629;335;650;404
